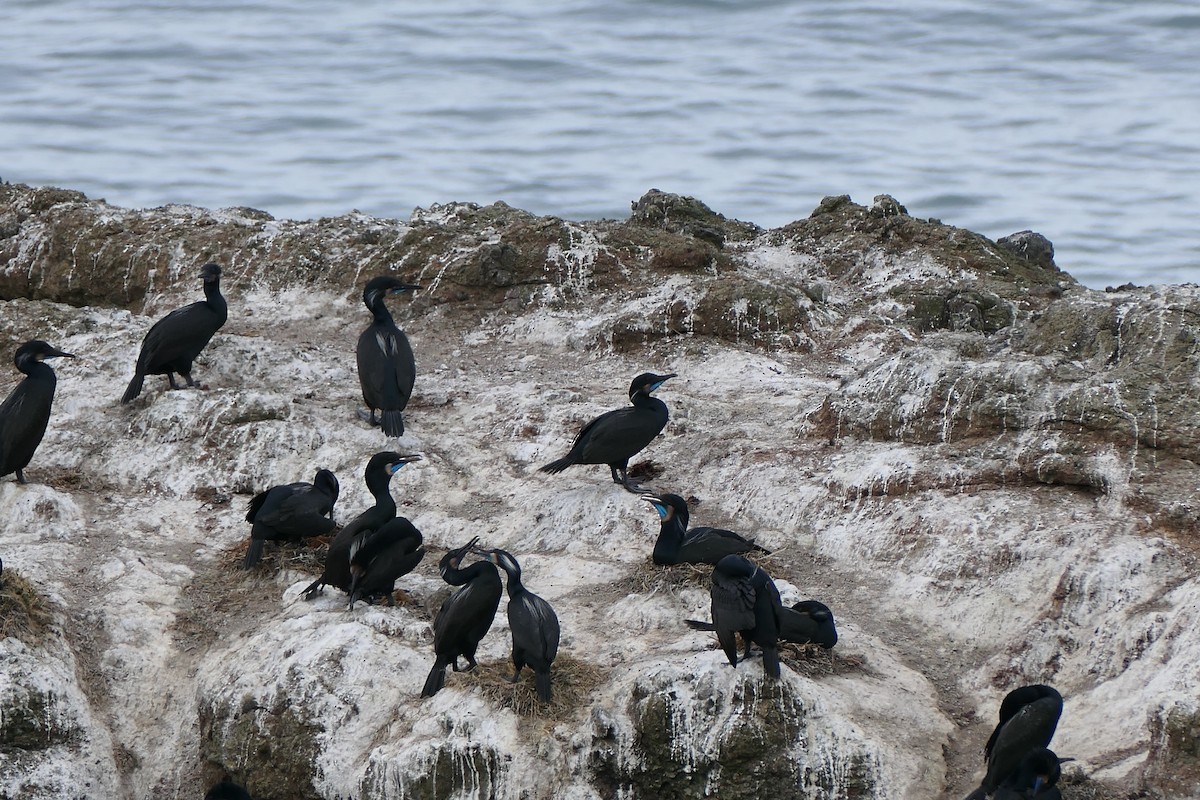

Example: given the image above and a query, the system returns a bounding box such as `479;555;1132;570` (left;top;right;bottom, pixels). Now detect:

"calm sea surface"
4;0;1199;288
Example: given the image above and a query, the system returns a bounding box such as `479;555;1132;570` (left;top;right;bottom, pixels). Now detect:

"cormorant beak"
45;348;76;360
388;284;422;294
452;536;481;561
640;495;669;519
389;454;423;473
648;373;677;393
1033;777;1045;793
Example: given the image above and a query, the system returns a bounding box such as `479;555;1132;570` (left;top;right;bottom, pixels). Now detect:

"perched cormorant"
708;554;783;679
965;684;1064;800
420;536;503;698
642;493;770;565
356;275;421;437
539;372;676;490
687;598;837;650
472;546;560;702
993;747;1067;800
348;516;425;609
0;341;75;484
205;779;252;800
300;452;420;600
243;469;340;569
121;262;228;403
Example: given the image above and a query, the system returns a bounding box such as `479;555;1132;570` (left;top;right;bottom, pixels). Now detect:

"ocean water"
3;0;1199;288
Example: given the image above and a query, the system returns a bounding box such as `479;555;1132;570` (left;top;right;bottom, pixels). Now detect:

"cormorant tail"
539;456;577;474
300;577;324;600
752;542;772;555
535;670;553;703
961;789;987;800
421;664;446;698
121;373;144;404
242;539;265;570
381;409;404;438
685;619;716;631
762;647;781;679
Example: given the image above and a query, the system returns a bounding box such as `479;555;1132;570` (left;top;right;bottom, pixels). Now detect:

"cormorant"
205;779;252;800
243;469;340;569
356;275;421;437
993;747;1067;800
300;452;420;600
539;372;676;490
708;554;783;679
687;598;837;650
121;262;228;403
471;546;560;702
642;493;771;565
420;536;503;698
0;340;75;484
348;516;425;609
965;684;1064;800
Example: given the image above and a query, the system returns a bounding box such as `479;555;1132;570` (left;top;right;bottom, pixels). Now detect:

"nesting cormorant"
348;516;425;609
993;747;1067;800
205;779;252;800
420;537;503;698
121;262;228;403
472;546;560;702
0;341;75;484
356;275;421;437
965;684;1063;800
243;469;340;569
300;452;420;600
642;493;770;565
687;598;837;650
709;554;783;679
539;372;676;490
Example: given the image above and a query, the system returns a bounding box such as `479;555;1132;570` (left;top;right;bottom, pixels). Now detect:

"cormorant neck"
16;358;56;380
630;392;666;412
502;566;525;598
443;559;493;587
369;296;396;326
365;473;397;514
203;278;226;310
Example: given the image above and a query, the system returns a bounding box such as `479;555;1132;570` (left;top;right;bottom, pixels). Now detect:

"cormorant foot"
621;477;649;494
463;657;479;672
355;409;379;426
16;469;27;484
507;673;520;684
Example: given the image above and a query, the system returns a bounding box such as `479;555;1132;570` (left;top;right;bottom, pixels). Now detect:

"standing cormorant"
642;493;770;565
420;536;503;698
356;275;421;437
539;372;676;490
471;546;560;702
205;779;252;800
300;452;420;600
0;341;75;484
348;516;425;609
708;554;783;679
687;598;837;650
243;469;340;569
993;747;1067;799
965;684;1064;800
121;262;228;403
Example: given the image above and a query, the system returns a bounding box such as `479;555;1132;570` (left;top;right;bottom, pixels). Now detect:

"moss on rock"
200;695;323;800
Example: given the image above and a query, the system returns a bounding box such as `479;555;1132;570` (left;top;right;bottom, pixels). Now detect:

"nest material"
218;534;332;575
453;653;606;719
0;567;52;642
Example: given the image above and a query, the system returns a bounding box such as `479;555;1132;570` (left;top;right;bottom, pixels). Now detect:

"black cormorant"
708;554;783;679
965;684;1063;800
300;452;420;600
243;469;340;568
420;536;503;698
993;747;1067;800
539;372;675;490
356;275;420;437
642;493;770;565
121;262;228;403
205;778;252;800
687;598;837;650
0;340;75;484
348;516;425;609
472;546;560;702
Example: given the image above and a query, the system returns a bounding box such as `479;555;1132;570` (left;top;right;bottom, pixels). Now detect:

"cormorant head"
472;546;521;578
314;469;339;503
442;536;481;572
629;372;677;399
363;276;422;309
641;493;688;524
14;340;76;371
364;452;422;481
714;553;756;579
200;262;222;283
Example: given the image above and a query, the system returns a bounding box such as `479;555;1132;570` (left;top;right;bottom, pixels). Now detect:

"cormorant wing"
264;486;338;537
356;326;414;404
575;407;660;461
137;301;213;368
510;594;561;664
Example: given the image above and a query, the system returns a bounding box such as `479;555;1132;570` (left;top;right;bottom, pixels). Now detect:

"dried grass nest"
218;534;332;575
453;653;607;719
0;566;53;642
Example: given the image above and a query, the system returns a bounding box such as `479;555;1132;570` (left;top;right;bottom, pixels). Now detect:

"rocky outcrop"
1;183;1197;799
